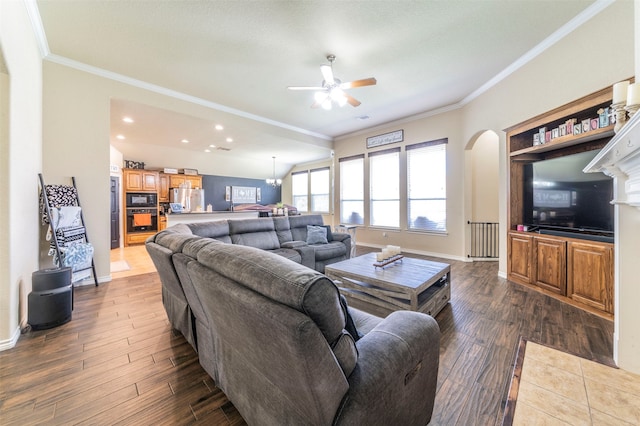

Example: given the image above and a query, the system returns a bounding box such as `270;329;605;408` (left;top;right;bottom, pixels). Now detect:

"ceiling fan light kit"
288;55;377;110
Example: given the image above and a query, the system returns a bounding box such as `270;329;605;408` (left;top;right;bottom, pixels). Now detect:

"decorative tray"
373;255;404;268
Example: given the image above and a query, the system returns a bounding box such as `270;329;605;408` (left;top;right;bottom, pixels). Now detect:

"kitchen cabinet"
159;174;170;202
168;174;202;189
158;215;167;231
124;169;158;192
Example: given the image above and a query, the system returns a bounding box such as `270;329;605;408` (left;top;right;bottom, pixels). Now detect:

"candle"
376;252;385;262
627;83;640;106
382;248;391;259
613;80;630;104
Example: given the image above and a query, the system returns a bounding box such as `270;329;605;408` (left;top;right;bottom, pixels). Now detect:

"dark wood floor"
0;248;613;425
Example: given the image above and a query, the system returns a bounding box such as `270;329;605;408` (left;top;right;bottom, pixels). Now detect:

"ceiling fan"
288;55;377;110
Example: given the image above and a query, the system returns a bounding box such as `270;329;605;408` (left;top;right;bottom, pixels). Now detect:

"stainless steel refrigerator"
170;188;205;212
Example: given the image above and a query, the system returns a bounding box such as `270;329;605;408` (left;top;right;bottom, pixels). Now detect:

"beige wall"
334;109;466;260
462;0;635;274
0;0;43;348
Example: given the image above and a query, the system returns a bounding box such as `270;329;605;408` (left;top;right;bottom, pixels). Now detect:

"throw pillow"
306;225;328;244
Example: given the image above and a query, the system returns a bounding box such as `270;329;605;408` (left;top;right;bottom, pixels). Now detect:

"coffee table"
325;253;451;318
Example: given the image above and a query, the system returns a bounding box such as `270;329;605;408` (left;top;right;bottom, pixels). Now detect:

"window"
292;171;308;212
407;139;447;232
370;148;400;227
310;167;330;213
339;155;364;224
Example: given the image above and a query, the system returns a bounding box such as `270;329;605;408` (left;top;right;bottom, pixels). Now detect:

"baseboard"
498;270;507;279
75;274;113;286
356;243;468;262
0;326;21;352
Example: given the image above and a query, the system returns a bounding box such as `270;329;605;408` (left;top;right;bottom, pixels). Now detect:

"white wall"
0;0;43;349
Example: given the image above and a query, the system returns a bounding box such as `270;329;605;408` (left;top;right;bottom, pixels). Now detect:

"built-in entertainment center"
505;84;624;318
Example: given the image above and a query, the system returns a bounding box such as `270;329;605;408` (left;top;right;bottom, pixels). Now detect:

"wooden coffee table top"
325;252;450;293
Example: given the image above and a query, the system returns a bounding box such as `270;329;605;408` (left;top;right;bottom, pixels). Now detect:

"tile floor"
110;244;157;279
513;341;640;425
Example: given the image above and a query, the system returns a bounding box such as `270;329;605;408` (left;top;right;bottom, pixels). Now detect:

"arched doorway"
465;130;499;259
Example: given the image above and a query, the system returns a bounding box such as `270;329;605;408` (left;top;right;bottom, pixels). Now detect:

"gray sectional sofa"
146;215;440;425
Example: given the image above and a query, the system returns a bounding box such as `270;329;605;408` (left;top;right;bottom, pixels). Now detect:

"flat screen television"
523;149;614;242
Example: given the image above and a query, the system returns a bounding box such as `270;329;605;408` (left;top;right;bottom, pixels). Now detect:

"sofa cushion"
195;242;349;343
228;218;280;250
313;242;348;261
273;216;294;244
289;214;324;242
307;225;328;245
268;248;302;264
186;220;232;243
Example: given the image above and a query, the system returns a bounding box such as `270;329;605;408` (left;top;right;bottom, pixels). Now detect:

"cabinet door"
142;171;158;191
186;176;202;189
533;236;566;295
567;241;613;313
508;233;533;285
125;170;143;191
159;174;170;202
169;175;186;188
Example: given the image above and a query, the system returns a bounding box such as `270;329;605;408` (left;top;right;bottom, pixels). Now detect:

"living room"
2;0;640;424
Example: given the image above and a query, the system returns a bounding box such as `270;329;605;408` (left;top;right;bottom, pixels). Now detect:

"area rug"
110;260;131;273
501;337;640;425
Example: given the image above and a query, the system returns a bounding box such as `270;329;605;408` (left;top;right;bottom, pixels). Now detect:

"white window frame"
369;148;400;228
339;155;364;225
407;139;447;233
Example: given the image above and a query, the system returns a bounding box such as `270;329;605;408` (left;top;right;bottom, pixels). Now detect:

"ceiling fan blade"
311;92;330;109
288;86;325;91
340;77;377;89
345;94;361;107
320;65;334;85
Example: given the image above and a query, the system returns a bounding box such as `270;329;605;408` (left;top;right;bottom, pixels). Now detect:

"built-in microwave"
126;192;157;208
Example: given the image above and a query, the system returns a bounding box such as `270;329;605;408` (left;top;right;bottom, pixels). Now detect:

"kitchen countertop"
165;210;259;225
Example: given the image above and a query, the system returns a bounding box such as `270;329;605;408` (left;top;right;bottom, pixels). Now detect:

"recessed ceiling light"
181;139;189;143
204;149;211;153
116;134;125;140
209;144;216;148
122;117;134;123
215;124;224;131
226;137;233;143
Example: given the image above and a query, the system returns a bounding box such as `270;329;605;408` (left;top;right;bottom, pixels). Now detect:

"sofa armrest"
289;244;315;269
281;240;307;249
335;311;440;425
332;233;351;258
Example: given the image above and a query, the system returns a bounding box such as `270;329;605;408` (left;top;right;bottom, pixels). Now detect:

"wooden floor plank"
0;248;614;425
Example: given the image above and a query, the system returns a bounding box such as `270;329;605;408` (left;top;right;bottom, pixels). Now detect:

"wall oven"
126;192;158;208
126;208;158;233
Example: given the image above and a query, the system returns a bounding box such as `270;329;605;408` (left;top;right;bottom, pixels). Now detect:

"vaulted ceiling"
33;0;605;177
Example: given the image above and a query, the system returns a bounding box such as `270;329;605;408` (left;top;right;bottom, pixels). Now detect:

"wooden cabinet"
124;169;158;192
506;85;618;318
158;215;167;231
567;241;614;313
168;174;202;189
509;232;613;314
507;233;533;285
532;236;566;295
159;174;170;202
159;173;202;202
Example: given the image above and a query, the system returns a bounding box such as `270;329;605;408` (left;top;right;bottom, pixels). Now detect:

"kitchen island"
165;210;258;227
